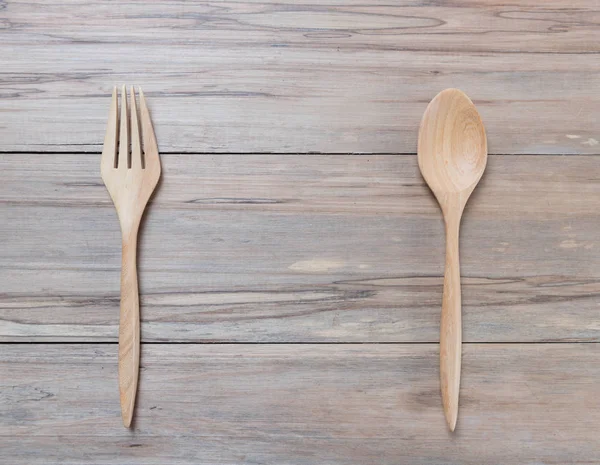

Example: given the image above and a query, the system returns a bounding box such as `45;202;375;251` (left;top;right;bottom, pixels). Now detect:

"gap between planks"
2;341;599;345
2;152;600;156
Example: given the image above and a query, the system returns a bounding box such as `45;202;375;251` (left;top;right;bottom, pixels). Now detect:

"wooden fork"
101;86;161;427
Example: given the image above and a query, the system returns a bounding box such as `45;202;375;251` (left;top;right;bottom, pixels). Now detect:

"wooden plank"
1;154;599;342
1;1;599;153
2;343;599;464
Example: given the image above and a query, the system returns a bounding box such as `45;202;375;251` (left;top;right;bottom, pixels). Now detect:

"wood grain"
1;0;599;153
2;0;599;461
2;343;600;464
1;154;600;342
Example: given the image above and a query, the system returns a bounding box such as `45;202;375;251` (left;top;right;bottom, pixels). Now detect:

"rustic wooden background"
1;1;599;464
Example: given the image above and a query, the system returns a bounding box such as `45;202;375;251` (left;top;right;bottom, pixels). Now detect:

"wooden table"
2;1;599;463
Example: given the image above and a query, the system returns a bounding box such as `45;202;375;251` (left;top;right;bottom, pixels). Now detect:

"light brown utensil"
417;88;487;431
101;86;161;427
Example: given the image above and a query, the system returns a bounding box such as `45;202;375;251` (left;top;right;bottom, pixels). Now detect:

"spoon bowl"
417;88;487;431
419;89;487;201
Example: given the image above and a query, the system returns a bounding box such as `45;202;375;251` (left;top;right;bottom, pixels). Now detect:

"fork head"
101;86;161;231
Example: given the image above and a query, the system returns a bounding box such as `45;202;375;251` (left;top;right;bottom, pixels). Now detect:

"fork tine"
101;87;118;171
118;85;129;169
138;88;161;172
130;86;142;169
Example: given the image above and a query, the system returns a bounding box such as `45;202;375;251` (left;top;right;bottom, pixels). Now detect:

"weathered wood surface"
2;154;600;342
2;343;599;464
2;0;599;153
2;1;599;461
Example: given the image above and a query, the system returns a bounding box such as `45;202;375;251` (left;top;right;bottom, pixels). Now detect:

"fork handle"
119;230;140;428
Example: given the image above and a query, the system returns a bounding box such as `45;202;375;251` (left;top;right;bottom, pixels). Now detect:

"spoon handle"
441;210;462;431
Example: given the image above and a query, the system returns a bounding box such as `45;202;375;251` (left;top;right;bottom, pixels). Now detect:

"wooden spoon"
417;88;487;431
